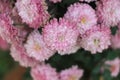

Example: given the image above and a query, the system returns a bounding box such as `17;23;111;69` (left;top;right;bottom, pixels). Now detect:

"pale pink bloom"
0;36;9;50
111;30;120;49
10;43;39;67
16;0;50;28
43;18;80;55
64;3;97;34
0;14;19;43
0;0;12;14
49;0;62;3
105;58;120;77
80;25;111;54
96;0;120;27
24;30;55;61
79;0;96;3
31;64;59;80
59;65;84;80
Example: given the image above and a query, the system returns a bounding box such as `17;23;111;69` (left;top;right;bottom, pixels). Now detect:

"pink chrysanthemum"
10;43;39;67
16;0;50;28
43;18;80;55
64;3;97;34
0;0;12;14
59;65;84;80
111;30;120;49
0;13;28;45
0;14;19;43
49;0;62;3
80;25;111;54
24;30;55;62
105;58;120;77
96;0;120;27
0;36;9;50
31;64;59;80
79;0;96;3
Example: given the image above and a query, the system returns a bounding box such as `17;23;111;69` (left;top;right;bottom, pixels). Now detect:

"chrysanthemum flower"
79;0;96;3
31;64;59;80
0;14;18;43
43;18;80;55
96;0;120;27
64;3;97;34
24;30;55;62
16;0;50;28
111;30;120;49
10;43;39;67
49;0;62;3
0;13;28;45
59;65;84;80
80;25;111;54
105;58;120;77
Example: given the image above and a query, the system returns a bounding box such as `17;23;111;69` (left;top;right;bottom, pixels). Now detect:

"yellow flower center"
58;34;65;42
34;44;41;51
69;76;77;80
80;17;87;24
94;39;100;45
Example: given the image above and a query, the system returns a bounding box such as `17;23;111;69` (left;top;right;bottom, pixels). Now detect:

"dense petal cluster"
43;18;80;55
80;25;111;54
0;14;19;43
49;0;62;3
105;58;120;77
96;0;120;27
0;0;120;79
16;0;50;28
0;0;12;14
59;65;84;80
31;64;59;80
10;44;39;67
24;30;55;61
64;3;97;34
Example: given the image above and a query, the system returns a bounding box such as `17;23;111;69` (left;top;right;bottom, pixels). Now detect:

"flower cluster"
0;0;120;80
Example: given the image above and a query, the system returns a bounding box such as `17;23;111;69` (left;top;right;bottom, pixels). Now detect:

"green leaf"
92;65;101;74
103;69;113;80
106;50;119;60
